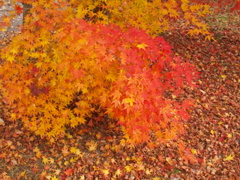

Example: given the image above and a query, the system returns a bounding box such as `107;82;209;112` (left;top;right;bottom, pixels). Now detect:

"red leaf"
182;100;194;109
64;168;73;176
88;119;94;127
15;5;23;16
230;2;240;14
0;22;7;27
198;158;203;164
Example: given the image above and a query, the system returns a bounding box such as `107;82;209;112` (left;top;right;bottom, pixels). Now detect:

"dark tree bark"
23;3;32;24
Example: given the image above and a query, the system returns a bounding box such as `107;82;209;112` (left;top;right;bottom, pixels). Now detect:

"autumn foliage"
0;0;201;146
1;0;213;37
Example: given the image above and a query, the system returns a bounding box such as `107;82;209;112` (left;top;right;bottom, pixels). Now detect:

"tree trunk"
23;3;32;24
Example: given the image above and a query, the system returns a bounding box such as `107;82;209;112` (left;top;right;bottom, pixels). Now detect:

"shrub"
0;18;198;146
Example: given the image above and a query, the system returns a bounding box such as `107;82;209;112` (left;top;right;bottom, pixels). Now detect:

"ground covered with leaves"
0;12;239;180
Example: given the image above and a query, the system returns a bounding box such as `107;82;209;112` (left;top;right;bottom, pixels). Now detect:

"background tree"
2;0;213;38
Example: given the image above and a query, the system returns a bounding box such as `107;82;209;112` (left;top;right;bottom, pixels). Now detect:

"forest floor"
0;7;239;180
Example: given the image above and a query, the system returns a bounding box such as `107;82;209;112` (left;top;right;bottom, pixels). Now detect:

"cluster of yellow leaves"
3;0;213;38
0;21;103;137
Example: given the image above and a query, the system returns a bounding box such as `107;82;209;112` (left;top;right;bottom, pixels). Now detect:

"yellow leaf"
19;171;26;177
70;157;78;163
79;175;85;180
205;35;215;41
24;87;30;95
10;113;17;120
123;97;134;106
145;168;151;175
102;169;109;176
191;149;197;154
153;178;161;180
181;0;190;3
6;55;15;63
125;165;132;172
39;38;50;46
46;175;52;179
86;140;97;151
2;16;11;23
54;169;61;175
227;134;232;138
64;161;69;166
137;43;148;50
49;157;54;164
76;117;86;124
221;75;226;79
120;139;126;146
106;73;117;81
70;147;81;156
181;3;189;11
36;62;43;68
166;157;173;165
42;157;49;164
210;130;214;134
10;48;18;54
115;169;122;176
66;133;73;139
33;147;40;152
0;27;7;31
223;154;234;161
70;147;77;153
51;176;59;180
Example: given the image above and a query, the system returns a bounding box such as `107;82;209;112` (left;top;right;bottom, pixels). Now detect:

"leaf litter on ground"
0;21;239;180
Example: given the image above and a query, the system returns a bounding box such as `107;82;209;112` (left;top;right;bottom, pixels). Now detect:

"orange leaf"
64;169;74;176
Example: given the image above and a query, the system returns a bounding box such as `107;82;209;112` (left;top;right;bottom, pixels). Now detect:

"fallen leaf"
86;140;97;151
125;165;132;172
51;176;59;180
0;118;5;125
64;168;74;176
166;157;173;165
42;157;49;164
115;169;122;176
102;169;109;176
62;146;70;156
223;154;234;161
191;149;197;154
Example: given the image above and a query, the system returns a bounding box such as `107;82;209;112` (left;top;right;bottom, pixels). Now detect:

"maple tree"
0;17;199;146
0;0;239;179
0;0;202;148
